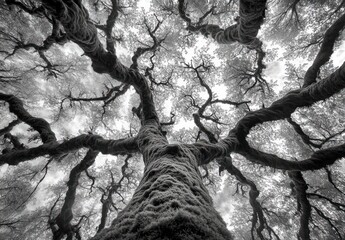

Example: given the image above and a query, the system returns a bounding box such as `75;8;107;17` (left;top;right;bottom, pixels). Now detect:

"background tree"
1;0;345;239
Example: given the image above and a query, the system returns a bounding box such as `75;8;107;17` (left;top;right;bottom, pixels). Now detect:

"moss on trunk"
91;149;232;240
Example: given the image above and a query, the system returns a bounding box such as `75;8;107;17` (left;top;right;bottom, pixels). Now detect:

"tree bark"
91;151;232;240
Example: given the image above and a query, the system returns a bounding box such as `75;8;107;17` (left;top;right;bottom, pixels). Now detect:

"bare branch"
0;134;138;166
51;150;99;239
131;16;166;70
97;155;132;232
0;92;56;143
41;0;160;125
0;119;21;137
218;156;281;239
288;171;311;240
303;12;345;87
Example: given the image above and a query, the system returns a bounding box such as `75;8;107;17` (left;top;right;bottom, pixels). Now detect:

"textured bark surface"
91;151;232;240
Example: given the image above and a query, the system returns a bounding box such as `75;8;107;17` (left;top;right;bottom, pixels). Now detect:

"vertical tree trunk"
91;149;232;240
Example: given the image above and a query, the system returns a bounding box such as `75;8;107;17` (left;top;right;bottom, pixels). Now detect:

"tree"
1;0;345;239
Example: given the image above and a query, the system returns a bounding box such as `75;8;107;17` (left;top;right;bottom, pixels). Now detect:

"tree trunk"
91;149;232;240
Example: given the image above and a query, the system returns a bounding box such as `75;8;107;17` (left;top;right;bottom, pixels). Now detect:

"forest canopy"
1;0;345;239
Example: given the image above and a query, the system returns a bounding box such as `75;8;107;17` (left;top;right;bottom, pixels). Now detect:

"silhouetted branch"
228;62;345;142
97;155;132;232
303;12;345;87
0;134;138;166
41;0;160;125
218;156;281;240
0;16;67;77
16;158;53;210
273;0;301;27
145;54;174;89
178;0;268;93
0;92;56;143
161;112;175;126
131;15;166;70
0;219;21;230
228;54;268;94
211;99;250;107
311;205;343;239
51;150;99;240
288;171;311;240
0;119;21;137
324;167;345;196
3;133;25;150
287;117;321;148
104;0;119;53
288;117;345;149
177;0;215;32
63;84;130;116
236;141;345;171
85;169;96;194
193;113;217;143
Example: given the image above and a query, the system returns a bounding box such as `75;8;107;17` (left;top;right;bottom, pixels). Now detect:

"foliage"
1;0;345;239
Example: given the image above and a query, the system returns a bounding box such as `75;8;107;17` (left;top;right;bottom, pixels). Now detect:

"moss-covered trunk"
92;148;232;240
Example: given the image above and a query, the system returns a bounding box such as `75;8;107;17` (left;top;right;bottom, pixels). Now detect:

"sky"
2;1;345;238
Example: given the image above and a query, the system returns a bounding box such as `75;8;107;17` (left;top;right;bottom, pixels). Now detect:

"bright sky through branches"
1;1;345;239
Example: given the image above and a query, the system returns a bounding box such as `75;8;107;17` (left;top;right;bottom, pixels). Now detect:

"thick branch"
227;62;345;142
303;12;345;87
0;92;56;143
52;150;99;239
0;134;138;166
190;62;345;166
4;133;25;150
105;0;119;53
198;0;266;48
41;0;159;125
237;142;345;171
0;119;21;137
288;171;311;240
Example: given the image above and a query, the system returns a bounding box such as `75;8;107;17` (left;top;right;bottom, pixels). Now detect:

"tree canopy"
1;0;345;239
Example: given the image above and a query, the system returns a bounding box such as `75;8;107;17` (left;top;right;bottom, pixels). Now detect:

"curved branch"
0;92;56;143
193;113;217;143
288;171;311;240
0;119;21;137
104;0;120;54
303;12;345;87
0;134;138;166
198;0;266;48
41;0;159;125
97;155;132;232
53;150;99;239
218;156;281;239
287;117;321;148
237;142;345;171
228;62;345;142
131;15;166;70
179;0;268;93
